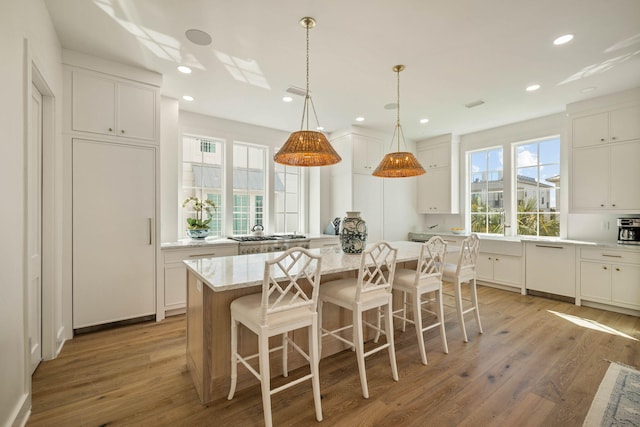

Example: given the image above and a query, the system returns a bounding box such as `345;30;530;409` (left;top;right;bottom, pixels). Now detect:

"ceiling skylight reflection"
214;51;271;90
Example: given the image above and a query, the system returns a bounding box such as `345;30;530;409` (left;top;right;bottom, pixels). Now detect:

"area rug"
583;362;640;426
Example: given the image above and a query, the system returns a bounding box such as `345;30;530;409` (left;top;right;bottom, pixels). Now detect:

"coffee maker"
617;218;640;245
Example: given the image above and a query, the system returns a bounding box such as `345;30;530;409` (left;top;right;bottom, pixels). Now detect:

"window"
274;162;301;233
515;137;560;237
233;143;266;234
469;147;504;234
182;135;224;237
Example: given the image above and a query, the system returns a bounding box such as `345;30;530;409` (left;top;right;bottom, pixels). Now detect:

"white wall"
0;0;63;425
160;97;180;243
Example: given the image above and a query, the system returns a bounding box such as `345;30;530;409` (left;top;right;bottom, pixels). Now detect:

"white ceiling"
44;0;640;142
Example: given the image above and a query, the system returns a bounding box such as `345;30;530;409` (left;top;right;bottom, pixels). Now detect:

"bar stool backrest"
355;241;398;301
416;236;448;283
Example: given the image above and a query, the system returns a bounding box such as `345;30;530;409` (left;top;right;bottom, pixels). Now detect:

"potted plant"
182;196;217;239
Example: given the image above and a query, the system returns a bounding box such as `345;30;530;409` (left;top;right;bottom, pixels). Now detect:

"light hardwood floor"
29;285;639;426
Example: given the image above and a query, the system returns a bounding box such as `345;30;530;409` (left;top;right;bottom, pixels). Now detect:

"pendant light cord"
299;19;322;132
396;68;401;151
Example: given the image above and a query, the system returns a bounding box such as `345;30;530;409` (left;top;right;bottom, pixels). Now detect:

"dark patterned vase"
340;211;367;254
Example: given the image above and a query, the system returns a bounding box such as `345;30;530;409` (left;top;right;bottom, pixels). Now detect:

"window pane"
539;138;560;165
470;152;487;172
488;213;504;234
516;143;538;168
540;213;560;236
517;213;538;236
471;214;487;233
233;142;267;234
274;161;301;233
471;192;486;212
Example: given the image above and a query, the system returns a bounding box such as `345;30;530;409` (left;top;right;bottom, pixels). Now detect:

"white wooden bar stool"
227;247;323;427
442;233;483;343
318;241;398;399
384;236;448;365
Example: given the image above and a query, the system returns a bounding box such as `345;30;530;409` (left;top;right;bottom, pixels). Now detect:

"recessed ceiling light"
316;126;324;131
282;96;293;102
419;118;429;124
185;29;212;46
177;65;192;74
581;86;596;93
355;117;365;122
526;84;541;92
553;34;574;45
182;95;194;101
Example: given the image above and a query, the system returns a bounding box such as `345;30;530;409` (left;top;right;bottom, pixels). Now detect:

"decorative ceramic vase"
340;211;367;254
186;228;210;239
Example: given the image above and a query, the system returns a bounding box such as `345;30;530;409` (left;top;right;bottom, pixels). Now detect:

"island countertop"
183;240;438;292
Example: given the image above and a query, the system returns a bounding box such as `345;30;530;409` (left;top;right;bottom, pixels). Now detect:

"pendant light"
274;17;341;167
372;65;426;178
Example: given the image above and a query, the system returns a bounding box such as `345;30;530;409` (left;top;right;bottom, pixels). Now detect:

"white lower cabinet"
525;242;576;298
161;245;238;317
578;248;640;310
476;240;523;290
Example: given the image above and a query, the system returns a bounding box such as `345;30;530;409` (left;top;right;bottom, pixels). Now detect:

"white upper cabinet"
416;135;459;214
70;69;158;143
572;105;640;148
569;91;640;213
352;134;383;173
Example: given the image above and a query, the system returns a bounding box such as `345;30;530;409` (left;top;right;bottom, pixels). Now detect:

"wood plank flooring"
29;285;640;426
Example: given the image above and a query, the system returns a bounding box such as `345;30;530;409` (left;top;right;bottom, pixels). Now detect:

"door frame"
30;60;57;362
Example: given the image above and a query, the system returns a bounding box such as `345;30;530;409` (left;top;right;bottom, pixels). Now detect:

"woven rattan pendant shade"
372;64;425;178
372;151;425;177
274;17;341;167
274;130;341;166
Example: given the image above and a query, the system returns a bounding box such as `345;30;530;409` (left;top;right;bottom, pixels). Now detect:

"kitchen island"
183;241;436;405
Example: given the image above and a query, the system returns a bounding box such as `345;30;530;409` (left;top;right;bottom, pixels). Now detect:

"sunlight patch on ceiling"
548;310;639;341
605;33;640;54
214;50;271;90
93;0;204;70
558;49;640;85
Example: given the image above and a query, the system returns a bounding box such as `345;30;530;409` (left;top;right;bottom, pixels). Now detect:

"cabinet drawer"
479;240;522;256
580;248;640;265
164;245;238;263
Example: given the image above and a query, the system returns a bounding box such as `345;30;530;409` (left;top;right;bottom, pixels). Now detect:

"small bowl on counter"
451;228;466;235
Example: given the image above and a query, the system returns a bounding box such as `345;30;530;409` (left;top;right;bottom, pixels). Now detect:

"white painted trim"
7;391;30;427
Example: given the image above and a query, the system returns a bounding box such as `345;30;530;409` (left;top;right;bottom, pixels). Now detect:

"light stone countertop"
183;240;441;292
408;232;640;251
161;233;338;250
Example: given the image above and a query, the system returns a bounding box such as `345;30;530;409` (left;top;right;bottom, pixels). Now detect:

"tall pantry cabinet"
64;52;161;329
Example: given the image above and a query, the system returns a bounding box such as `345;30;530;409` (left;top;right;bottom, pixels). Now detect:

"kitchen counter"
161;233;338;250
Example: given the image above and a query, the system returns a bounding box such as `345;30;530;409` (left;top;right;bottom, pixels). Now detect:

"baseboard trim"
581;300;640;317
6;391;30;427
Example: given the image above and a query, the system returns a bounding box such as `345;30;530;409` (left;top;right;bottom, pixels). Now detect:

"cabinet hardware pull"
189;253;216;257
108;127;113;132
611;204;616;207
121;129;125;134
535;244;563;249
322;243;337;247
600;204;605;207
602;254;622;258
611;136;616;140
600;138;605;142
495;258;499;261
615;268;620;271
148;218;152;245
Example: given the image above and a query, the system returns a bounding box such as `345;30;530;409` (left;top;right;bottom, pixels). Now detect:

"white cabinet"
578;248;640;311
308;236;340;249
161;245;238;317
571;105;640;148
525;242;576;298
416;135;459;214
572;141;640;212
331;132;384;242
352;134;383;173
71;70;157;142
73;139;157;329
476;240;523;290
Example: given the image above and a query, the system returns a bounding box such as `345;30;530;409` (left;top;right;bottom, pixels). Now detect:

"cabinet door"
165;263;187;309
610;105;640;143
572;112;608;148
417;168;450;213
117;82;157;141
609;142;640;210
308;237;340;249
353;173;383;242
476;254;494;281
611;264;640;308
73;139;156;328
525;244;575;297
72;71;116;136
493;255;522;285
352;135;381;173
580;262;611;301
572;146;609;210
422;144;450;169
